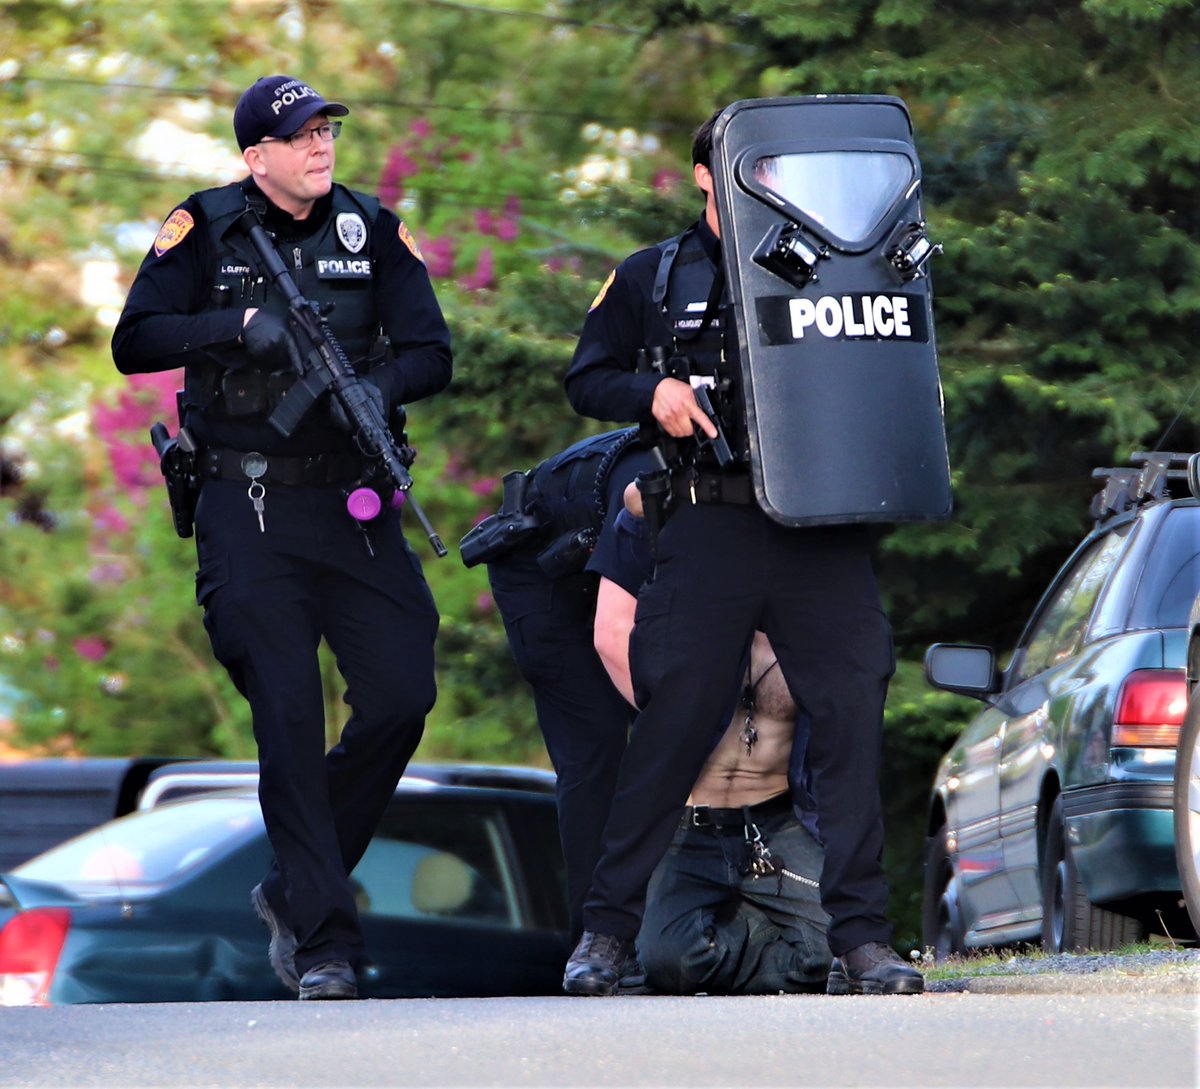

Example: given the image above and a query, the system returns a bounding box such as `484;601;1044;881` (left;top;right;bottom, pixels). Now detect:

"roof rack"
1089;451;1196;524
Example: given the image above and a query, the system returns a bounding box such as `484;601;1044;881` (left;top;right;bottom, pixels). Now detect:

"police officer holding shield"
112;75;451;999
562;101;948;996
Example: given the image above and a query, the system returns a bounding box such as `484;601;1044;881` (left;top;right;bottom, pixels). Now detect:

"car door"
998;528;1131;916
351;792;569;998
942;703;1015;933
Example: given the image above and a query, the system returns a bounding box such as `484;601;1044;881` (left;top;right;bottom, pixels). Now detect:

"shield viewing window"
739;142;918;252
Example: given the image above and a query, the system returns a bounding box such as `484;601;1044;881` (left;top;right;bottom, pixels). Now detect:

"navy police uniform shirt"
112;179;452;420
564;216;718;425
586;508;653;595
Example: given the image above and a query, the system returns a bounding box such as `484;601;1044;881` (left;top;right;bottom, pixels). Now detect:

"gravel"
926;947;1200;994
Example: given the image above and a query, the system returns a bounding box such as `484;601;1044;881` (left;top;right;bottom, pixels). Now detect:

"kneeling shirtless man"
589;488;831;994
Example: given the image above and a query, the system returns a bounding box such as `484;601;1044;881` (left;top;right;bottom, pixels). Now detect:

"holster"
150;421;202;539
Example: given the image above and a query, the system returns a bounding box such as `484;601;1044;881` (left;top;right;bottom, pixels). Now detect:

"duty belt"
690;470;755;505
202;448;365;487
683;791;792;832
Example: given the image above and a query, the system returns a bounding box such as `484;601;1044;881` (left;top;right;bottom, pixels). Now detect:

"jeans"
638;794;831;994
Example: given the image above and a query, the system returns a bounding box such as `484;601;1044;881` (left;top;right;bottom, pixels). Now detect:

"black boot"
250;883;299;993
827;942;924;995
562;931;642;997
298;960;358;1000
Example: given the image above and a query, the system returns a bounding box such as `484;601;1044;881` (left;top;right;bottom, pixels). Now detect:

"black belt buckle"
689;805;712;828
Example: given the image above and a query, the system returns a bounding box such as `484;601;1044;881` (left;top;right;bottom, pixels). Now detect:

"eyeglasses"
259;121;342;150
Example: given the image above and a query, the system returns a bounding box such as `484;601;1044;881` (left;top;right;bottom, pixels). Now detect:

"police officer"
112;75;451;1000
561;109;924;996
462;430;655;948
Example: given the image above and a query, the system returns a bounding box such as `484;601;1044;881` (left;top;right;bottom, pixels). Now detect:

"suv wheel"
922;826;964;960
1173;687;1200;936
1041;796;1144;952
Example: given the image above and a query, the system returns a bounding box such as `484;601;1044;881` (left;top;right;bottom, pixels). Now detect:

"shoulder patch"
397;221;424;263
154;209;194;257
589;269;616;312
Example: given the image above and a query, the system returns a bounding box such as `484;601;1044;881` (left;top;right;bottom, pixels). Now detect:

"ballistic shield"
711;95;952;526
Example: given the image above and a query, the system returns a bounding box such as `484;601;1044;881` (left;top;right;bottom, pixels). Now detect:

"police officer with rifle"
112;75;452;1000
562;101;952;997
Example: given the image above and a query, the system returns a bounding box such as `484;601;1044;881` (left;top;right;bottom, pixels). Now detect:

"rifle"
235;207;446;557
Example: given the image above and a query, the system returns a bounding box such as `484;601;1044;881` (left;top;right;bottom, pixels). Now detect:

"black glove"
328;377;386;434
242;311;295;369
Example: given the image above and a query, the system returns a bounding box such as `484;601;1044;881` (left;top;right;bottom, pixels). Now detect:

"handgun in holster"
458;469;543;568
150;420;202;539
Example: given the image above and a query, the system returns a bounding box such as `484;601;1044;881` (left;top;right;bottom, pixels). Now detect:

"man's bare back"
688;630;793;808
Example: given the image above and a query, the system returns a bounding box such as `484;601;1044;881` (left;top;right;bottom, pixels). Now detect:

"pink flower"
423;236;455;279
88;563;126;584
459;247;495;291
92;503;130;534
476;593;494;613
73;637;108;663
410;118;433;140
470;477;498;497
474;209;494;236
654;169;683;194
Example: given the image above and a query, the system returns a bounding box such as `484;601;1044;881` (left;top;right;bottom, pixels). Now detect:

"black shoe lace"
577;931;627;965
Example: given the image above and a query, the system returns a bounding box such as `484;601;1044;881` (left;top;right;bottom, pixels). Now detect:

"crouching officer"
460;430;655;945
112;74;452;999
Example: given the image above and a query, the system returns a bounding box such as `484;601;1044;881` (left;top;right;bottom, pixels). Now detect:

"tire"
1173;687;1200;937
1041;796;1145;952
922;826;964;960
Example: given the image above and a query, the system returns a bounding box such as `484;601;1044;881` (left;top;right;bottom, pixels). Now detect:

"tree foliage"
2;0;1198;945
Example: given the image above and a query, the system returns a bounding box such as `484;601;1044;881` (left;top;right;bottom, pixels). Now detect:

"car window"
14;795;261;890
351;802;522;928
1013;528;1129;684
1127;506;1200;630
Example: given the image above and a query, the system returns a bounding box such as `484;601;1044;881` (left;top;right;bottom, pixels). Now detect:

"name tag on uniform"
315;256;373;279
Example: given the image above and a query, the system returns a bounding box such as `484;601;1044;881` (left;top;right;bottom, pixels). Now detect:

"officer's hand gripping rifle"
235;209;446;557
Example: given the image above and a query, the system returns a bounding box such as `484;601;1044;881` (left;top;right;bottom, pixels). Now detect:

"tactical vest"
184;183;383;420
529;428;641;543
652;226;747;465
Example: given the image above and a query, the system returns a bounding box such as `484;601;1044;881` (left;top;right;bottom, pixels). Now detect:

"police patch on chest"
756;293;929;345
316;256;373;279
336;212;367;254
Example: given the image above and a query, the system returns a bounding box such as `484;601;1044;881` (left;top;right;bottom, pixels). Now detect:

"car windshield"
14;794;261;891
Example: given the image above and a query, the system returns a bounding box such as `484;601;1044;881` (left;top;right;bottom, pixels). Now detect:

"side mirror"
925;643;998;699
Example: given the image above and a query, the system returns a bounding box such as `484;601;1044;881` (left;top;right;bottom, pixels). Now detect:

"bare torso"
688;631;794;808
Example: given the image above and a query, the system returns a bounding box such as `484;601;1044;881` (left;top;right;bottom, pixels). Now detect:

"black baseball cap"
233;75;349;150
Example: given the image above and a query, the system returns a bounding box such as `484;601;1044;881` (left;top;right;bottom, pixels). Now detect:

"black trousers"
583;500;895;956
488;551;632;939
194;478;439;974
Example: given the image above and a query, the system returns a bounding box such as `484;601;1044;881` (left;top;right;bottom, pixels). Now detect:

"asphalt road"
1;984;1196;1089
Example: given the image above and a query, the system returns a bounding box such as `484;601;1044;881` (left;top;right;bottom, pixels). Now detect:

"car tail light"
1112;669;1187;748
0;908;70;1007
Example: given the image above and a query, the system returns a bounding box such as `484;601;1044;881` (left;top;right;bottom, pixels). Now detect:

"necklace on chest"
740;658;779;756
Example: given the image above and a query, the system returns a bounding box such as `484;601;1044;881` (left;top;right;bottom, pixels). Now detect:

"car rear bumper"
1063;781;1178;902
